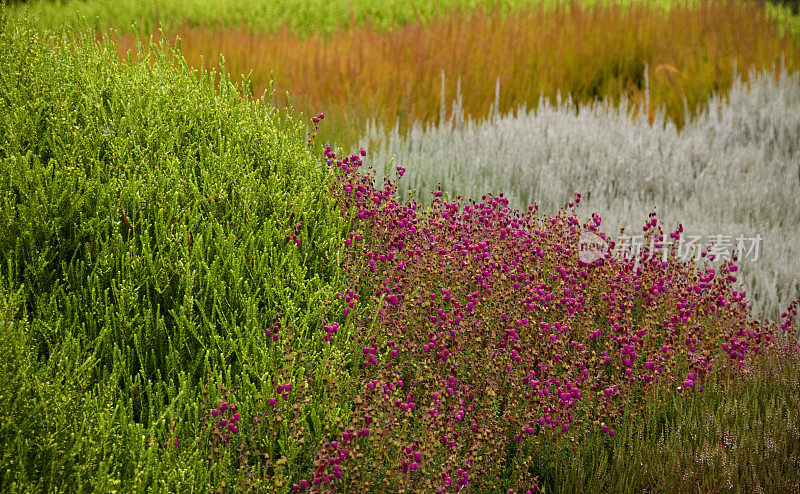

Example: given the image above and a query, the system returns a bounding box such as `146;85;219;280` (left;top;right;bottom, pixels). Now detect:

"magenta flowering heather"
290;131;800;492
302;139;800;491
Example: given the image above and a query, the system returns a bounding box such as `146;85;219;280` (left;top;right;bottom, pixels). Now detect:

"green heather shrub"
0;279;177;491
0;17;357;491
363;66;800;325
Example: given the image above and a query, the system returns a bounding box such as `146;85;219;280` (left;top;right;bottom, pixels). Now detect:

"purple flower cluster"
265;313;282;342
211;401;241;441
307;112;326;147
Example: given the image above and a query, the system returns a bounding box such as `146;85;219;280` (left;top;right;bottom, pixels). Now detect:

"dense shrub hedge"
0;15;357;490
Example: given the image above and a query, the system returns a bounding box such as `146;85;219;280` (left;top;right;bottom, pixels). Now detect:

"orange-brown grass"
114;1;800;147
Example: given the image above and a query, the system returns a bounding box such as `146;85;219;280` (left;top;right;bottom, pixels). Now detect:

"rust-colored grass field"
115;1;800;147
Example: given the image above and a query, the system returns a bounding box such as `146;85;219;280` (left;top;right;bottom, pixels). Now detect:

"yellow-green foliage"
767;1;800;37
0;17;357;491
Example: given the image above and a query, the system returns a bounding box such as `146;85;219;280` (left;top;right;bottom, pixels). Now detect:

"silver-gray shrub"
360;66;800;326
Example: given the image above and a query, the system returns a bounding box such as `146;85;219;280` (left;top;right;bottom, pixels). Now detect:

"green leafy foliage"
0;18;357;491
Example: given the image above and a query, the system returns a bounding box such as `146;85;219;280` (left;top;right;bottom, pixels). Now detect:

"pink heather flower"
269;398;276;406
220;402;228;413
410;462;419;471
212;409;219;417
285;383;292;392
277;384;284;394
220;419;227;427
232;413;240;422
300;480;308;489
